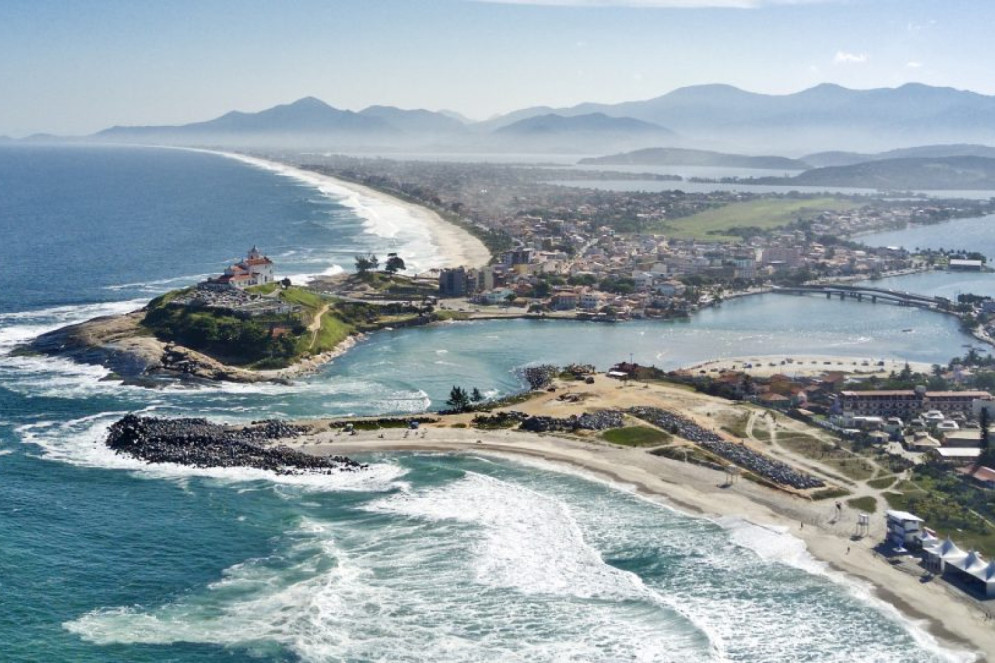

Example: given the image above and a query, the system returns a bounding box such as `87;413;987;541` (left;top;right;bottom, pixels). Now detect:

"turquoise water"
0;145;979;661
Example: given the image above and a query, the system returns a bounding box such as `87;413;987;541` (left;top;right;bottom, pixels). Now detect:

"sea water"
0;145;981;661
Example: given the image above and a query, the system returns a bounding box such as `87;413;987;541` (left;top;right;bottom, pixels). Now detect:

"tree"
355;254;378;275
385;253;406;275
519;364;558;391
446;385;471;412
471;387;484;403
977;406;993;471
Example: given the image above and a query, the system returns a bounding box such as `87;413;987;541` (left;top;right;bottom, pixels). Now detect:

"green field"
602;426;671;447
658;198;860;241
846;496;878;513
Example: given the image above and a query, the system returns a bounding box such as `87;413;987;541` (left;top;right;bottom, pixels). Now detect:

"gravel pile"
472;411;529;428
628;406;824;489
519;410;623;433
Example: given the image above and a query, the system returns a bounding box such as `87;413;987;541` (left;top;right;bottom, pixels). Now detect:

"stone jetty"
106;414;366;475
629;406;824;490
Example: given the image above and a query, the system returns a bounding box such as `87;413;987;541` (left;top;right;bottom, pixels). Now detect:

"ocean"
0;144;980;661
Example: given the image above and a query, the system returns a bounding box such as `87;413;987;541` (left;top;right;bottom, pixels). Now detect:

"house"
885;510;923;549
656;280;686;297
550;290;578;310
929;447;981;464
942;430;987;448
578;291;605;310
480;288;515;305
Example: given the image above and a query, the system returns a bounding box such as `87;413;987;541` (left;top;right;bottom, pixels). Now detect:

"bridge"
771;284;951;309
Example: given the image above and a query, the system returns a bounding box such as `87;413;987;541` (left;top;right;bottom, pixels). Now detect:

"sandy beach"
680;354;936;379
284;377;995;661
206;150;491;271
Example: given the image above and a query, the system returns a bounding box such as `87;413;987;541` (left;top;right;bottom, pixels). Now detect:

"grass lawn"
867;475;898;490
278;287;326;309
777;432;833;458
846;496;878;513
822;457;876;481
722;411;751;439
753;421;772;442
776;432;875;481
657;197;860;241
603;426;672;447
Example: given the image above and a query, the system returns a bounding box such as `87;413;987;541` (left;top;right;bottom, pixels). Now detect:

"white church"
207;246;276;289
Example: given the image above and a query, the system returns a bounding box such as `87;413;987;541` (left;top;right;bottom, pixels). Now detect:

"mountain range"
503;83;995;153
17;82;995;155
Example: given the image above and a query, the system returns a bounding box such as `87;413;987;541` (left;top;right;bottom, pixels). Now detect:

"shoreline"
678;353;936;378
287;426;992;661
202;149;491;271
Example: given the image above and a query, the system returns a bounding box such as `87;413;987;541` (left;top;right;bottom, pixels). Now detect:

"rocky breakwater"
106;414;366;475
629;406;825;490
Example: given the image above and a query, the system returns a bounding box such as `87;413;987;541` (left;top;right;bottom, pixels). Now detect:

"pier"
771;284;951;310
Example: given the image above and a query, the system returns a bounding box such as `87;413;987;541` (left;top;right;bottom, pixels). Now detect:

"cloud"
833;51;868;65
906;61;923;69
471;0;835;7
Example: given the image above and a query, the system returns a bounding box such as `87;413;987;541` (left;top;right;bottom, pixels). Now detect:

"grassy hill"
656;197;859;241
579;147;807;170
141;285;428;369
757;156;995;190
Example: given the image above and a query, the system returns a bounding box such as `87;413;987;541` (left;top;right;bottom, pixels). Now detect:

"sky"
1;0;993;137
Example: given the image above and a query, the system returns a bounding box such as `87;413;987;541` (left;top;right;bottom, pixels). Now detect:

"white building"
922;538;995;597
885;510;923;549
579;291;604;310
209;246;275;289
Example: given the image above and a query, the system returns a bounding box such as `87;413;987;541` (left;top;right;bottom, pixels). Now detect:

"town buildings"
838;388;992;419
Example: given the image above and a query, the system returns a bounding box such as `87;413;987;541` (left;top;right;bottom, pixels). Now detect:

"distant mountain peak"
286;96;332;108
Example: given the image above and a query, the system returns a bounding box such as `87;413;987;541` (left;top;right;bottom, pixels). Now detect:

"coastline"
201;149;492;271
288;426;992;661
19;145;494;385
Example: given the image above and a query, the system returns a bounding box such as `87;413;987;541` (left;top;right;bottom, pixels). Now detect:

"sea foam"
68;478;714;662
